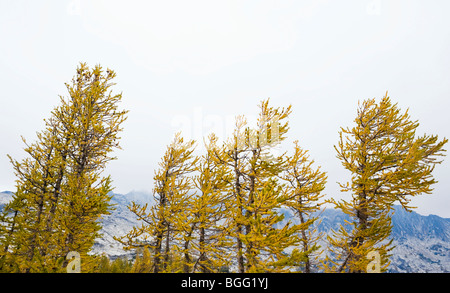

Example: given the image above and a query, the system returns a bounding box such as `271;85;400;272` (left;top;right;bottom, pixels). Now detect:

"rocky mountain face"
388;206;450;272
316;205;450;272
1;191;449;272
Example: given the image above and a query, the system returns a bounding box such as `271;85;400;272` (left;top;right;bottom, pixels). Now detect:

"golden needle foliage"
326;93;447;273
0;63;128;272
1;65;446;274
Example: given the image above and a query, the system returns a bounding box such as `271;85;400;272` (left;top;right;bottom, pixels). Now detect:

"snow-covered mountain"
91;191;153;259
98;194;450;272
0;191;13;210
388;207;450;272
0;190;149;260
303;205;450;272
1;190;449;272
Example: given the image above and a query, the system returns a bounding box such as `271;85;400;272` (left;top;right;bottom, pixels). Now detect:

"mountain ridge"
1;191;449;272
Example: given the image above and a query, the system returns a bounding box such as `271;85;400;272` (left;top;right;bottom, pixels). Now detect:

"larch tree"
327;93;447;273
213;99;301;272
280;140;327;273
0;124;62;272
171;134;232;273
240;100;299;273
216;114;248;273
130;246;153;273
0;63;128;272
116;133;198;273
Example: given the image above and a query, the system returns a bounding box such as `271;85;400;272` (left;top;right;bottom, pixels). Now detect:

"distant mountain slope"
0;191;13;210
1;191;449;272
91;192;151;258
388;206;450;272
0;191;145;260
314;205;450;272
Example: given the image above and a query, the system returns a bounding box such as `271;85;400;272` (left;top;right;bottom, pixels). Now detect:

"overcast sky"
1;0;449;217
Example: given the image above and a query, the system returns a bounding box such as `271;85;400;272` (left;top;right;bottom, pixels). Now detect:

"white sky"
1;0;449;217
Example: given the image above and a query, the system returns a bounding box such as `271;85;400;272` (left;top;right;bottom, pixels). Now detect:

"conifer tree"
129;247;153;273
186;134;232;273
94;255;133;273
0;123;64;272
280;140;327;273
242;100;300;273
116;133;198;273
327;93;447;273
212;99;300;272
0;63;127;272
216;115;248;273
